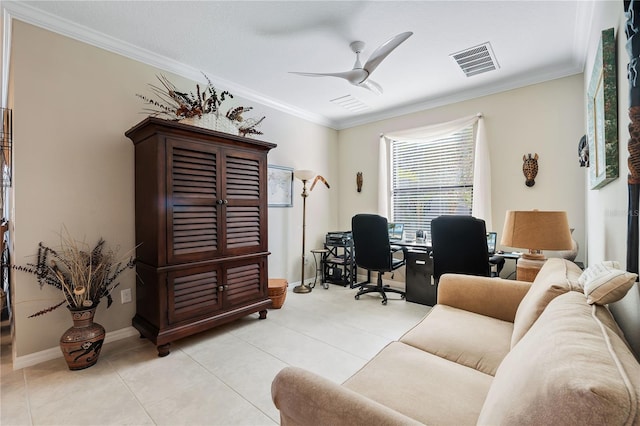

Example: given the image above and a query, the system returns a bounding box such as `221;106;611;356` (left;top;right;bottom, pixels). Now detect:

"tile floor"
1;282;429;425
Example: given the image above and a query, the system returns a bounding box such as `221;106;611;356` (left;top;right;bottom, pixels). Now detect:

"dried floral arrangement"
137;73;266;137
226;106;266;137
137;73;232;119
14;231;136;317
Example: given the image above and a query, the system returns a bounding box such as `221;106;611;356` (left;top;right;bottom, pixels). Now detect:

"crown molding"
1;8;12;108
1;1;336;129
571;0;595;71
335;64;584;130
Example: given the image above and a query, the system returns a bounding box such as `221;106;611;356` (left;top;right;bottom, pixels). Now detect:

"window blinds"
390;126;475;240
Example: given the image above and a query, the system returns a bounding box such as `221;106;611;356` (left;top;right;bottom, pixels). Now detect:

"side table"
311;249;330;289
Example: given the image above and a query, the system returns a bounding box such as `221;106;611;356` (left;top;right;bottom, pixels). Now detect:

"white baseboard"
12;326;139;370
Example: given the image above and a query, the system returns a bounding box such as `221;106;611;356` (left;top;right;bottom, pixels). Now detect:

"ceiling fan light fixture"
450;41;500;77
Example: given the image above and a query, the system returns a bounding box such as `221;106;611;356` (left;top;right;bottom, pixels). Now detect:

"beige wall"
337;75;586;269
9;20;337;359
584;2;640;356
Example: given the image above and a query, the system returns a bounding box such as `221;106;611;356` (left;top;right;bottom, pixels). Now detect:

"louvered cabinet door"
167;263;223;324
222;256;267;308
166;139;221;264
221;150;267;255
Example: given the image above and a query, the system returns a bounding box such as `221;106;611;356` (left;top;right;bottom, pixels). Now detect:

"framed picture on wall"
587;27;618;189
268;165;294;207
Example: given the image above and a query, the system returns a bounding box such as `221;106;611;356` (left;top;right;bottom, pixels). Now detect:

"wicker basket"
268;279;288;309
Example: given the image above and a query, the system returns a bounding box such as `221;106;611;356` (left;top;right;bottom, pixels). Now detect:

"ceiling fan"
290;31;413;95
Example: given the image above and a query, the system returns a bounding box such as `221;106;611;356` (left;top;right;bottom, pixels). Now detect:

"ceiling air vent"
450;42;500;77
329;95;369;112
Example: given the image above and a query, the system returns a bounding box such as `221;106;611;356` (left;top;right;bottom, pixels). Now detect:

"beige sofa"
271;258;640;425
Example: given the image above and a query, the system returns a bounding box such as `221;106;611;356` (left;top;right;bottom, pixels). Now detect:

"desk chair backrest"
352;214;394;273
431;215;490;281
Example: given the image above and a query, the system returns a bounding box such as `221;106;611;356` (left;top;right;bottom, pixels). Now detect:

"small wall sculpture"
578;135;589;167
522;153;539;187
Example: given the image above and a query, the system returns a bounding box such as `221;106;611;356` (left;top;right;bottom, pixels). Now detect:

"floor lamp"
293;170;315;293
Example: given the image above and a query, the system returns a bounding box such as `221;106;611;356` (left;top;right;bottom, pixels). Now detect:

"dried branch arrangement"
137;73;266;137
137;73;232;119
226;106;265;137
14;231;136;317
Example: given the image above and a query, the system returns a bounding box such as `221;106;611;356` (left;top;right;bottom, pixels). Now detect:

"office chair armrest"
272;367;422;426
437;274;531;323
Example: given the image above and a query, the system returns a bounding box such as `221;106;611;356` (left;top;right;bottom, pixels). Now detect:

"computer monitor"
388;223;404;241
486;232;497;255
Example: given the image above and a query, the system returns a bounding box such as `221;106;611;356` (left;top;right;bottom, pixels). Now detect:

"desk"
494;252;521;279
354;239;431;288
496;251;522;260
405;251;436;305
393;240;434;305
390;239;432;252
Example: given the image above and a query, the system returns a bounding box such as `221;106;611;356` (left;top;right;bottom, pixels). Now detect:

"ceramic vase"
557;228;579;261
59;306;105;370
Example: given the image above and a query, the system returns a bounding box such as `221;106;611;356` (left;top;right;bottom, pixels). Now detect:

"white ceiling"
6;1;594;129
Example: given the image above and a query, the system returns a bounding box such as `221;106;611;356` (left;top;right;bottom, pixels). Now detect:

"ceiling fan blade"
363;31;413;75
359;79;383;95
289;71;346;78
290;69;367;85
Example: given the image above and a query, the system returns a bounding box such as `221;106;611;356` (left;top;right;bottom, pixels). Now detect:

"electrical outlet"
120;288;132;304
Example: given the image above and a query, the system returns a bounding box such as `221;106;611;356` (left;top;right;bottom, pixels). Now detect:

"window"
390;125;475;240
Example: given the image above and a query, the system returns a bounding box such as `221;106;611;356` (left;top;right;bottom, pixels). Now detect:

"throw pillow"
578;261;637;305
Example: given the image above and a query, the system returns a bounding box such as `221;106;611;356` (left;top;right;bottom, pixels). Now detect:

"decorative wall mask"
356;172;363;192
522;153;539;187
578;135;589;167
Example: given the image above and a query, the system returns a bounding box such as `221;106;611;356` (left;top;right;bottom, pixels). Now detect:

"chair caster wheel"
355;295;360;300
401;294;406;299
382;299;387;305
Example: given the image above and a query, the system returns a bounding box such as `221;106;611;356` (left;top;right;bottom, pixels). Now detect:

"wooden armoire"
126;117;276;356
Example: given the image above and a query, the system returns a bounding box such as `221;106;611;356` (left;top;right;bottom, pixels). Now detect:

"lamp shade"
294;169;315;181
501;210;572;252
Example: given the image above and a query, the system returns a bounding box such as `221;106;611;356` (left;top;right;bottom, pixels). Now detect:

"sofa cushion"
400;304;512;376
343;341;493;425
578;261;637;305
478;291;640;426
272;367;423;426
510;258;581;347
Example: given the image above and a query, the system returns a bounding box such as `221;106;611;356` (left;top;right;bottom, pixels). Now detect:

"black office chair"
351;214;406;305
431;215;490;283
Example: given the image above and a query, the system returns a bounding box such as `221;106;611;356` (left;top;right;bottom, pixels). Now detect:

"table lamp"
293;169;316;293
501;210;573;282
